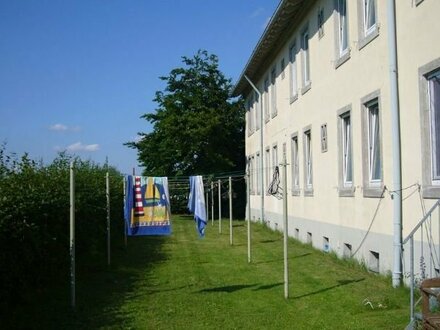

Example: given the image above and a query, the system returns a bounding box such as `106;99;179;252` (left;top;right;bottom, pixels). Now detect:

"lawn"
10;215;411;329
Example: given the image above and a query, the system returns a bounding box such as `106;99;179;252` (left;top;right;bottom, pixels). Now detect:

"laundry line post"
218;179;222;234
281;153;289;299
123;177;127;248
229;176;233;245
211;181;214;226
106;171;111;266
205;187;209;222
247;169;251;263
69;161;76;309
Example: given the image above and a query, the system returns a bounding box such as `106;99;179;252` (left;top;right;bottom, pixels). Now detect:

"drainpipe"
244;75;264;223
387;0;402;287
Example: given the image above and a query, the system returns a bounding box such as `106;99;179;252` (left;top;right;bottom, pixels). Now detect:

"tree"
126;50;245;177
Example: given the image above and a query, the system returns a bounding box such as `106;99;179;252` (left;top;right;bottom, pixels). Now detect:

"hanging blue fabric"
188;175;207;237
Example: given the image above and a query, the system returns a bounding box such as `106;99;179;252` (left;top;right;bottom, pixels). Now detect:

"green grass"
8;215;411;329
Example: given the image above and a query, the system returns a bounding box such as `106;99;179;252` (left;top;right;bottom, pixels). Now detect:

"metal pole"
206;189;209;223
387;0;403;288
218;179;222;234
410;236;414;322
244;75;264;223
123;177;127;247
229;176;233;245
247;169;251;263
69;161;75;309
106;172;111;266
211;181;214;226
282;154;289;299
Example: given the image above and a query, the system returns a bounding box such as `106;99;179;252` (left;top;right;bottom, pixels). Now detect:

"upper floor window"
363;0;376;36
357;0;378;49
270;67;277;117
254;91;260;131
338;0;348;56
301;27;311;93
428;71;440;183
318;8;324;38
289;43;298;102
291;133;300;195
264;77;270;122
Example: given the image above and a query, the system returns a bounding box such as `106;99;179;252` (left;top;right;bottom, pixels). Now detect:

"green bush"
0;146;123;310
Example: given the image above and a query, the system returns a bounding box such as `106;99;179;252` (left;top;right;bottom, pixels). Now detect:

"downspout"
244;75;264;223
387;0;402;287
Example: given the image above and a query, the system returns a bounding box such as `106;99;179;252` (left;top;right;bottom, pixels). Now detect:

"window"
251;155;255;194
338;107;355;196
272;144;278;172
429;71;440;183
289;43;298;102
265;147;271;195
247;95;254;135
270;67;277;117
291;133;300;195
321;123;328;153
357;0;378;49
361;91;383;197
264;77;270;122
301;27;311;93
334;0;350;69
363;0;376;35
318;8;324;38
280;58;285;79
254;91;260;131
303;127;313;195
420;59;440;198
256;152;261;195
248;156;254;194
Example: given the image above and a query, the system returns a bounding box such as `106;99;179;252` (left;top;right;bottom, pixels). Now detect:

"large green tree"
127;50;245;177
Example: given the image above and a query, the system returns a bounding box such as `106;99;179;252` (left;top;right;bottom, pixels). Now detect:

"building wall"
245;0;440;275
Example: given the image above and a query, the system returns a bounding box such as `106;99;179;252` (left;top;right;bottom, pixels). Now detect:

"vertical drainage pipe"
387;0;402;287
244;75;264;223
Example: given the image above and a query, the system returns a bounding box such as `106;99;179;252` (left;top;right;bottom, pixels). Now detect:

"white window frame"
264;77;270;122
361;90;383;197
303;127;313;196
265;147;271;195
363;0;376;36
429;71;440;184
338;0;348;56
270;66;277;117
291;133;300;195
318;7;324;38
256;152;261;194
272;143;278;171
357;0;379;50
289;42;298;102
301;26;311;93
254;91;260;131
337;106;355;196
419;59;440;198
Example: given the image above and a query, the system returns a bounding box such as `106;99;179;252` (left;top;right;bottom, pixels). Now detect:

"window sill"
304;188;314;197
338;186;355;197
291;188;300;196
301;82;311;95
290;94;298;104
363;185;384;198
422;185;440;199
358;26;379;51
335;50;351;69
271;111;278;119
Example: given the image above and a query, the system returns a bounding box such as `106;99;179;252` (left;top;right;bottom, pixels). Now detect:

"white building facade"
232;0;440;285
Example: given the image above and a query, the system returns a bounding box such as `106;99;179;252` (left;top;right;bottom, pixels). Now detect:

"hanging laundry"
124;175;172;236
188;176;207;237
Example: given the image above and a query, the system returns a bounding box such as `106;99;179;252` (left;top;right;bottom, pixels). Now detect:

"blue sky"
0;0;279;175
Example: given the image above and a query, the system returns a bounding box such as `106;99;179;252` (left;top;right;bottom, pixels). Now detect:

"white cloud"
66;142;100;152
49;123;81;132
250;7;264;18
49;123;68;131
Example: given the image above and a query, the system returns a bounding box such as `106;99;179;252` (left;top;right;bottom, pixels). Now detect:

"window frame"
357;0;379;50
264;77;270;123
289;41;298;103
337;105;355;197
303;126;313;196
265;146;271;196
270;66;277;118
419;58;440;198
334;0;350;68
361;90;383;198
291;132;300;196
318;7;324;39
300;25;311;94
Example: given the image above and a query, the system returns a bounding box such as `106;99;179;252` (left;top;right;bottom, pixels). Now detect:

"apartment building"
232;0;440;285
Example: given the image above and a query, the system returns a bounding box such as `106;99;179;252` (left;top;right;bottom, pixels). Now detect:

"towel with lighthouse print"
124;175;171;236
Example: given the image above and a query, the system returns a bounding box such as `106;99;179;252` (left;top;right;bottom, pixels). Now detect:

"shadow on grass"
292;278;365;300
198;282;284;293
254;253;312;264
11;234;169;329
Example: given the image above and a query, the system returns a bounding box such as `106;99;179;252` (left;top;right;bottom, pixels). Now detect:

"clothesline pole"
106;171;111;266
211;181;214;226
229;176;233;245
206;189;209;222
281;153;289;299
69;161;76;309
218;179;222;234
247;168;251;263
123;177;127;248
